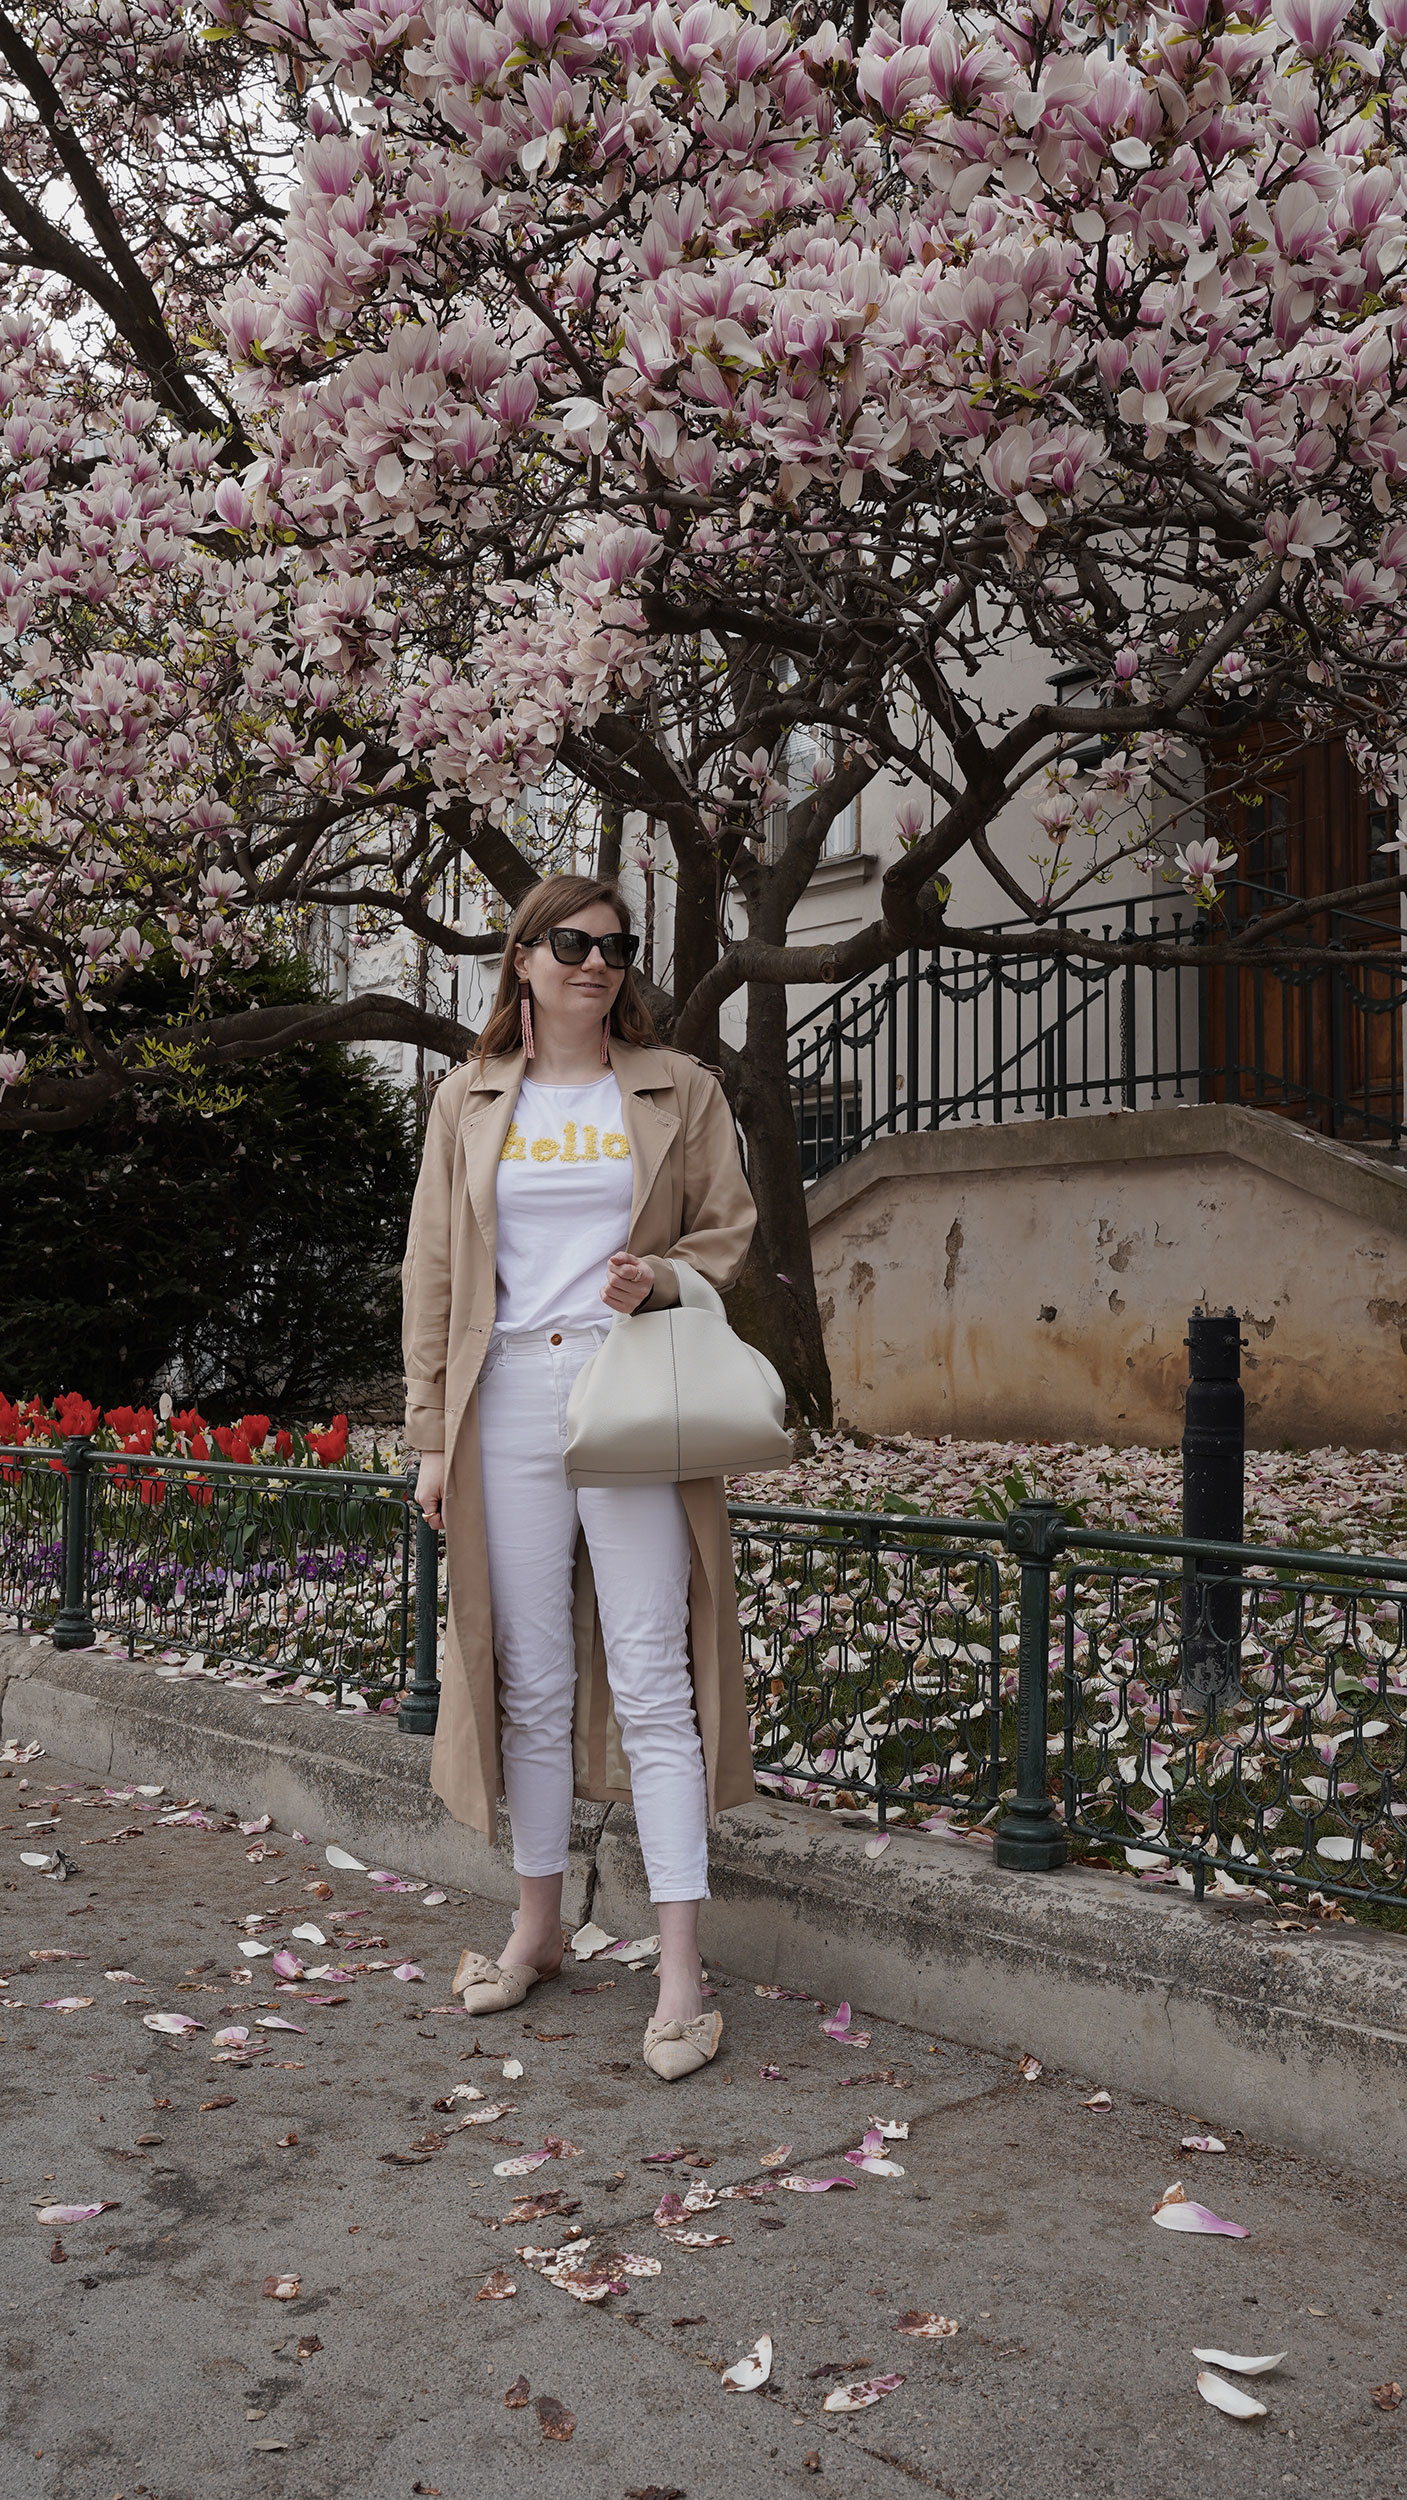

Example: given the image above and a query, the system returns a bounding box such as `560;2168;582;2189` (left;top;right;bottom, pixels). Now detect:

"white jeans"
476;1324;710;1902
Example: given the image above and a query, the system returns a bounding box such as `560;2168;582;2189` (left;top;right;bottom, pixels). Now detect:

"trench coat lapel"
459;1053;526;1269
610;1039;680;1237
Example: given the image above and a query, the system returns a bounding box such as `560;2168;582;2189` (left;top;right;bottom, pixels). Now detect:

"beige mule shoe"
452;1944;563;2015
642;2007;724;2081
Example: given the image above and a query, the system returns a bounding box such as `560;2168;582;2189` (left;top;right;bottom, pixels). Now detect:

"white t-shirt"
492;1075;635;1334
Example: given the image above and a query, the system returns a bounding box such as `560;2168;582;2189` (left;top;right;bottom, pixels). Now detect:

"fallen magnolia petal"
271;1951;304;1981
239;1941;274;1958
864;1833;892;1858
504;2376;531;2408
262;2274;300;2301
502;2057;524;2080
721;2333;773;2392
758;2144;794;2168
422;1891;448;1907
774;2174;858;2194
1192;2349;1286;2375
324;1844;366;1871
1181;2135;1227;2154
507;2191;581;2225
620;2254;663;2276
143;2012;203;2035
36;2201;118;2225
392;1962;424;1983
475;2271;517;2300
1082;2090;1113;2111
257;2016;307;2034
869;2116;909;2140
1018;2054;1043;2083
42;1996;94;2010
1152;2185;1248;2238
290;1923;326;1946
568;1921;617;1960
105;1970;139;1984
844;2126;905;2177
895;2313;959;2339
240;1815;272;1836
823;2373;906;2413
662;2229;733;2248
494;2152;551;2177
536;2395;575;2441
819;2001;871;2046
212;2026;249;2047
20;1851;56;1868
1196;2369;1268;2420
516;2239;584;2272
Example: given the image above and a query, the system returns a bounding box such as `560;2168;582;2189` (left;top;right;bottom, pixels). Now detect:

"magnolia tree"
3;0;1407;1418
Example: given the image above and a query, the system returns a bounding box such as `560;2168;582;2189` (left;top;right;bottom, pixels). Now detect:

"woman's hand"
415;1451;446;1531
601;1251;654;1314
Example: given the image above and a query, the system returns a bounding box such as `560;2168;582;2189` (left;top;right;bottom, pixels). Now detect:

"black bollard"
1180;1308;1245;1710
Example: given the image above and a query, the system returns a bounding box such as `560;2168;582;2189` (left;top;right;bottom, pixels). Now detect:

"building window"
768;708;859;861
793;1081;860;1179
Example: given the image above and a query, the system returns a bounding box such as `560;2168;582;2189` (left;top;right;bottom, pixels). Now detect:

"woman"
401;872;758;2081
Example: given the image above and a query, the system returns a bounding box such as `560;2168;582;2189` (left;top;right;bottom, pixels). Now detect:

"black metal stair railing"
788;893;1406;1180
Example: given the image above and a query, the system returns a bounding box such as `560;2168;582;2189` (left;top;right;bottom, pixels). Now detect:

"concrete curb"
5;1633;1406;2178
0;1634;604;1924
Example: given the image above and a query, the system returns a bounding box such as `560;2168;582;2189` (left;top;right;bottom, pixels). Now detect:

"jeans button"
550;1332;562;1345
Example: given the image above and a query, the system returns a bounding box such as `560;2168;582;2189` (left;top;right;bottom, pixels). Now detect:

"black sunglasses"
526;925;639;970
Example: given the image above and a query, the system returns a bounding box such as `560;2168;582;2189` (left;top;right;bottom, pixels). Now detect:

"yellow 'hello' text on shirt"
499;1121;631;1165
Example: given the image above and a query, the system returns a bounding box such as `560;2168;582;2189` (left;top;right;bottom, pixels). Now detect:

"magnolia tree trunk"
722;980;833;1430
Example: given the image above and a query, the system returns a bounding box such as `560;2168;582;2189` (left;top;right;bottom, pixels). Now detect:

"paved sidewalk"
2;1753;1404;2500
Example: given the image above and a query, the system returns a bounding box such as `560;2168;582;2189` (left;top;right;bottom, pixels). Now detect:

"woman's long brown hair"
474;873;659;1064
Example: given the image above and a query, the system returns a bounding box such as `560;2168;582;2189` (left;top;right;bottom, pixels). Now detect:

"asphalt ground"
1;1750;1403;2500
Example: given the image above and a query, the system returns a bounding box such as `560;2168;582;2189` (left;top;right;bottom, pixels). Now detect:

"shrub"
0;946;417;1419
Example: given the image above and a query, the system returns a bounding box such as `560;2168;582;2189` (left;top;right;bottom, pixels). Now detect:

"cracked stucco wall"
808;1106;1407;1449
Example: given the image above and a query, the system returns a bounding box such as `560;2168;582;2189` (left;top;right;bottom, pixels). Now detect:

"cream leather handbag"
563;1262;793;1486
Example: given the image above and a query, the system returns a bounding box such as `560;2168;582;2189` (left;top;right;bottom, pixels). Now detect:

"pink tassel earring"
519;984;536;1061
600;1015;612;1068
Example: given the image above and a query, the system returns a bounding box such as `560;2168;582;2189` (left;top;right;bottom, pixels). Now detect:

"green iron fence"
4;1447;1406;1914
0;1438;443;1734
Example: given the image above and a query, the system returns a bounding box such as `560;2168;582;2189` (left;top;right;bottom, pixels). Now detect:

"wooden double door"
1202;735;1404;1139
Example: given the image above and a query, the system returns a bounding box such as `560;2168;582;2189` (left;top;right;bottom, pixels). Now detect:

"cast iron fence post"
993;1501;1067;1871
1180;1308;1245;1710
398;1466;442;1735
51;1435;96;1650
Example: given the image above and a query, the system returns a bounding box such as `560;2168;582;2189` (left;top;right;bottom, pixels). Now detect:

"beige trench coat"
400;1038;760;1840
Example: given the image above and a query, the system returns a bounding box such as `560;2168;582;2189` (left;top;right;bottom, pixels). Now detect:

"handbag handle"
619;1260;726;1323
